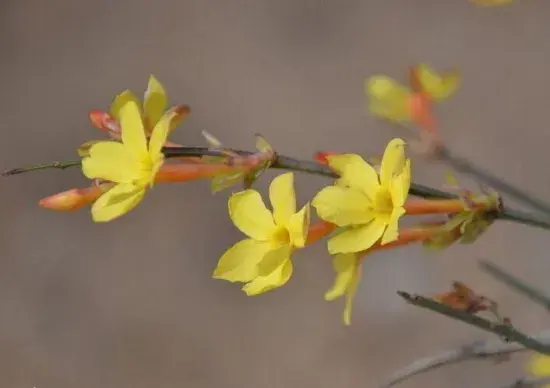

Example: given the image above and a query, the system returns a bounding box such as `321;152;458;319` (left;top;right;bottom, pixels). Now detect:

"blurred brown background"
1;0;550;387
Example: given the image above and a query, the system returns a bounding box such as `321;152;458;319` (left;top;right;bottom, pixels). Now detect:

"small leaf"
422;231;458;251
211;171;245;193
202;130;223;149
442;211;471;232
445;170;460;188
460;215;493;244
242;159;271;190
413;63;461;102
255;134;273;153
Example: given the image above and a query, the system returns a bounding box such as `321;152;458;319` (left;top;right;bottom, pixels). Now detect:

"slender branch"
499;376;550;388
397;291;550;354
4;146;550;230
439;146;550;218
478;260;550;311
2;160;81;175
381;329;550;388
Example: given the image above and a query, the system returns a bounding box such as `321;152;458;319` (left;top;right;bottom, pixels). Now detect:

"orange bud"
403;198;493;216
408;66;423;94
408;93;436;134
168;105;190;130
39;184;112;211
355;224;445;260
88;110;120;136
314;151;340;165
155;163;235;183
306;221;336;245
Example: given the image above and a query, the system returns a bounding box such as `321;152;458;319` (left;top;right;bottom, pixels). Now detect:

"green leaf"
210;171;245;193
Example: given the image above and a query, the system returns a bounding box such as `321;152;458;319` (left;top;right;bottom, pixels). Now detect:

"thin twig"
479;260;550;311
499;376;550;388
398;291;550;353
2;160;81;175
439;146;550;218
4;146;550;230
381;329;550;387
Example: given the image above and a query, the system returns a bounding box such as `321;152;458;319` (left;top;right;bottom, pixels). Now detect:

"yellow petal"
312;186;374;226
529;354;550;377
213;239;271;282
149;109;177;159
328;218;387;254
381;207;405;245
90;183;145;222
343;265;362;326
82;141;140;183
119;100;148;160
242;259;293;296
415;63;460;102
325;253;358;301
77;140;102;157
380;138;407;186
143;74;168;129
110;90;141;121
258;244;292;276
327;154;380;193
326;154;363;177
365;76;412;122
389;159;411;207
269;172;296;225
286;204;310;248
228;190;277;241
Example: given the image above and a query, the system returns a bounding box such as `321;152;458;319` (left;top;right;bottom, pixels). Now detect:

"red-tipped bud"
314;151;340;165
88;110;120;135
39;185;110;211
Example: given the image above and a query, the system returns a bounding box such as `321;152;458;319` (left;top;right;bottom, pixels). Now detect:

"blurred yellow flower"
414;63;460;102
528;353;550;387
325;252;363;325
312;138;411;254
366;76;413;122
213;173;310;295
365;64;459;124
81;100;175;222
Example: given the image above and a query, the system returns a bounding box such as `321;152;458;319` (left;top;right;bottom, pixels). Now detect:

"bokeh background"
1;0;550;387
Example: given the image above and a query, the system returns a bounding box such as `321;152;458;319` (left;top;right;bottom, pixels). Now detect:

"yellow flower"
110;74;184;134
365;64;459;123
528;353;550;387
81;100;175;222
312;138;411;254
325;253;363;325
213;172;310;295
366;76;414;122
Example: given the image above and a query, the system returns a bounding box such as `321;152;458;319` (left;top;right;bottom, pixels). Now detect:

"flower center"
373;188;394;215
134;154;163;188
272;225;290;245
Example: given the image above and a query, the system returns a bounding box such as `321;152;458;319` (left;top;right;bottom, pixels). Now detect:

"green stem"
4;146;550;231
2;160;81;175
439;146;550;218
397;291;550;355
